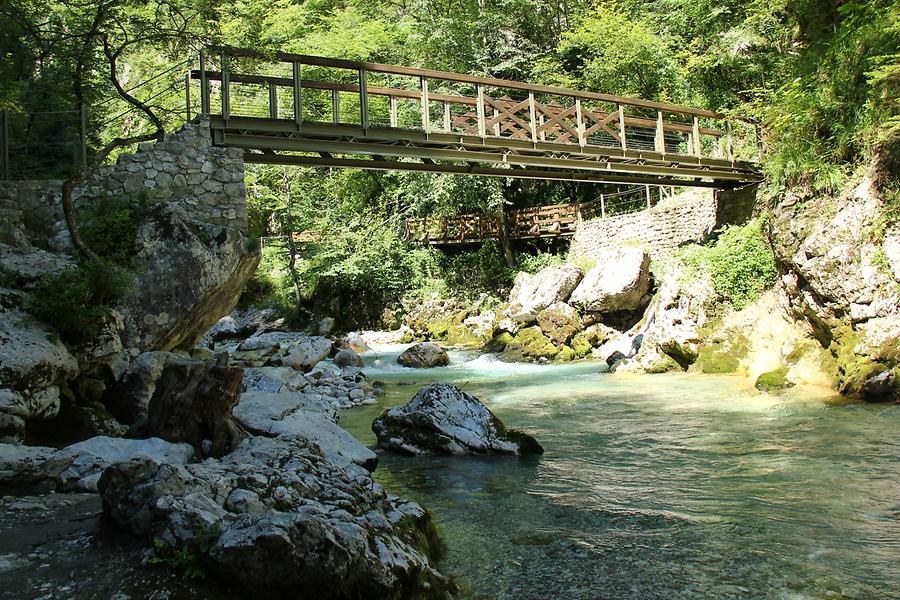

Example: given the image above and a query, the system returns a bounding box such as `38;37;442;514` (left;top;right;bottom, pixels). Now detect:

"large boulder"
0;436;193;492
113;202;259;356
397;342;449;368
333;348;363;368
373;383;543;455
569;248;651;313
500;326;559;362
206;306;286;343
98;436;455;599
0;308;79;441
234;391;377;470
507;265;583;322
536;301;583;345
284;336;334;372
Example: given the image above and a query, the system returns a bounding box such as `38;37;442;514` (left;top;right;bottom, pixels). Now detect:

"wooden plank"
575;98;586;147
185;73;192;121
443;101;451;132
655;110;664;154
389;95;398;128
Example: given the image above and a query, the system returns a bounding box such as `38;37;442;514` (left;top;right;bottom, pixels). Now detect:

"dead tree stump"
145;353;245;457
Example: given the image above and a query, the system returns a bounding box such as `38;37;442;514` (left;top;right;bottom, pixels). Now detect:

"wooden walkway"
189;48;760;189
405;186;669;245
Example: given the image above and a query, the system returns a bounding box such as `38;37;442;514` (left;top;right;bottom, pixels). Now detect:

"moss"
399;330;415;344
694;330;750;374
553;345;576;362
501;327;559;362
644;353;683;374
570;333;593;358
484;331;514;353
755;367;794;392
827;325;889;399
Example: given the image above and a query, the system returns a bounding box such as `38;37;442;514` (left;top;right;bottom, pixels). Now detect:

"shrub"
27;258;133;345
79;193;149;265
680;220;777;309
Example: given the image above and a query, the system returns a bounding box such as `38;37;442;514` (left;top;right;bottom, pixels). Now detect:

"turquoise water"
340;346;900;600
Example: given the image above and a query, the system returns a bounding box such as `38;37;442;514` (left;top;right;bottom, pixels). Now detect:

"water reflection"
339;346;900;599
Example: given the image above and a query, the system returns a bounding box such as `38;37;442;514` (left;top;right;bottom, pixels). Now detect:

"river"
339;345;900;600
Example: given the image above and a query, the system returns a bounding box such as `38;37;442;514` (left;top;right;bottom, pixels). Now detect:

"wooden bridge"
189;48;760;189
404;186;673;245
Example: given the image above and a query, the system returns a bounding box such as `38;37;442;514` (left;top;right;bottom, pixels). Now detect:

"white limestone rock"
234;391;377;471
284;337;333;372
506;265;583;322
569;247;651;313
397;342;449;368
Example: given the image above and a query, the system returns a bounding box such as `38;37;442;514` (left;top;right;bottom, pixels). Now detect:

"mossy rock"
570;333;593;358
553;345;576;362
827;326;897;400
399;330;415;344
694;330;750;374
536;302;582;345
501;327;559;362
484;332;514;353
755;367;794;392
644;353;683;374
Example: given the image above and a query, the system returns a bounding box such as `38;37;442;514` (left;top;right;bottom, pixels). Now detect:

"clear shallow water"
340;345;900;600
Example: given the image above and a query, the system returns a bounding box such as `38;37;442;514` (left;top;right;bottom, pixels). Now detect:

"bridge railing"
189;48;758;165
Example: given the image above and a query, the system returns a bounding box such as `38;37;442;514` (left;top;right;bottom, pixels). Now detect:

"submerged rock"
98;436;456;599
397;342;450;368
372;383;543;456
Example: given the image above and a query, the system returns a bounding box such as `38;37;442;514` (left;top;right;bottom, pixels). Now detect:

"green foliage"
539;4;679;101
148;540;205;579
515;251;565;274
680;220;777;309
79;193;149;265
26;259;133;345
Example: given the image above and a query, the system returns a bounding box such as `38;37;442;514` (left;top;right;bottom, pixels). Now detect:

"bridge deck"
192;48;760;189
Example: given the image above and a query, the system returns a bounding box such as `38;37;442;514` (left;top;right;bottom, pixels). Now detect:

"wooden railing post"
185;73;192;121
646;185;651;209
199;51;210;114
655;110;664;154
528;92;538;143
221;53;230;119
692;116;701;157
618;104;626;152
293;61;302;127
0;110;8;180
443;101;451;132
600;193;606;219
575;98;586;147
389;95;398;128
359;67;369;129
476;84;486;138
726;121;734;161
332;89;340;124
420;76;430;133
268;81;278;119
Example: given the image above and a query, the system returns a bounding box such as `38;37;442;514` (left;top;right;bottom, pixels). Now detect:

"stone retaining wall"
570;185;757;259
85;117;247;230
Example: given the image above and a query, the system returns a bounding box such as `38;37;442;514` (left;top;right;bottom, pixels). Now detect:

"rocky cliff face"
0;120;259;441
769;164;899;401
